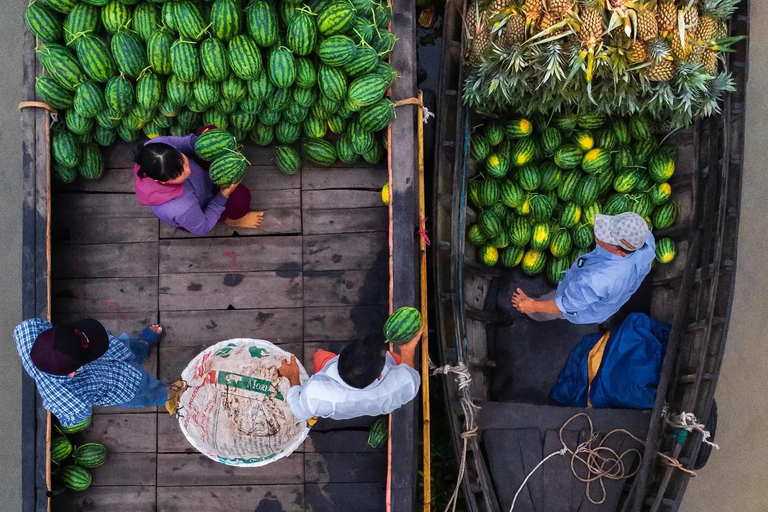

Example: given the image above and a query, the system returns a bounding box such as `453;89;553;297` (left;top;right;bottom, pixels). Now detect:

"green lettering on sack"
249;347;268;358
218;371;273;395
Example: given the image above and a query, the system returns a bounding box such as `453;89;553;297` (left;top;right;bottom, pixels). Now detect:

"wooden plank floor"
51;140;389;512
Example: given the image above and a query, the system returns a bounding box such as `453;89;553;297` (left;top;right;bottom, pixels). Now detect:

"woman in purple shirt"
133;130;263;236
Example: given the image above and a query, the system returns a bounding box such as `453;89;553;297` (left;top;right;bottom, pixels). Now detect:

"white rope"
665;410;719;449
509;448;568;512
430;362;480;512
423;106;435;124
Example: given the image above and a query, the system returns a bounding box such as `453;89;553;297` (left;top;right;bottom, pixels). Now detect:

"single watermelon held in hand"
367;417;388;448
383;307;423;345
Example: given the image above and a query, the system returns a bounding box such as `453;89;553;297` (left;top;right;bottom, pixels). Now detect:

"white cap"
593;212;649;252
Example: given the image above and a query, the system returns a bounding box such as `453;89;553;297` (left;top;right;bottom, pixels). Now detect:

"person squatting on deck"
512;212;656;324
133;127;264;236
14;318;169;428
277;329;423;421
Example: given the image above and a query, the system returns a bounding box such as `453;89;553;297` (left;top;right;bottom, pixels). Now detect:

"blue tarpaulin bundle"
551;313;670;409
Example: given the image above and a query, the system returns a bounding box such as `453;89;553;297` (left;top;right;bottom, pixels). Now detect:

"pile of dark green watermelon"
26;0;399;184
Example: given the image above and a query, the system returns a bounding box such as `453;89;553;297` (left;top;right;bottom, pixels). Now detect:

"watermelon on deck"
50;139;389;512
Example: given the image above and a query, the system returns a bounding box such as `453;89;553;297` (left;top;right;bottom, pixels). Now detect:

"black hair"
338;337;387;389
134;143;185;182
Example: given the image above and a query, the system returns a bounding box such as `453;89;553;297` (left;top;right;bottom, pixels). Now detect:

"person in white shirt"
278;330;422;421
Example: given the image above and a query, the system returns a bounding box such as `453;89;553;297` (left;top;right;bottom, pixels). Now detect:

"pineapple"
522;0;544;26
579;7;603;47
539;11;560;31
657;0;677;33
501;14;527;44
469;22;491;62
682;5;700;28
636;7;659;41
695;15;719;41
715;20;728;39
547;0;573;14
627;40;649;63
487;0;508;15
646;59;675;81
669;30;693;59
701;49;718;74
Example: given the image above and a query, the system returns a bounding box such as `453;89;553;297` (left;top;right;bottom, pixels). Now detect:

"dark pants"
220;184;251;221
112;335;169;408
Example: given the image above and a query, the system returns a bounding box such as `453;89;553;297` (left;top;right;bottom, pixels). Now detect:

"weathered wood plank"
304;452;387;483
302;207;388;235
104;140;142;169
90;453;157;486
157;413;197;454
159;237;302;274
543;429;577;512
159;208;301;238
251;188;301;209
302;167;388;190
159;343;303;382
241;166;301;190
303;233;388;271
159;271;302;310
52;277;158;314
53;216;159;245
303;190;384;209
160;308;304;345
303;270;388;306
89;413;157;453
52;486;156;512
304;306;387;341
53;243;158;279
55;168;135;193
157;485;304;512
305;430;385;453
305;483;386;512
156;453;304;486
53;193;154;218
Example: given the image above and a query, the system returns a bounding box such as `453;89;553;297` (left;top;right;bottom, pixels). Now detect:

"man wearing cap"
14;318;170;428
511;212;656;324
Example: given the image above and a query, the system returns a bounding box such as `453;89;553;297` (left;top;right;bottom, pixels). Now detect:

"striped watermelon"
59;465;92;491
649;148;676;183
193;76;220;109
530;223;551;251
318;2;356;36
630;193;654;218
359;100;396;132
94;125;116;146
195;128;237;161
38;44;85;90
247;1;279;47
167;74;193;105
521;249;546;275
515;194;531;217
51;131;80;171
649;182;672;205
367;416;388;447
161;2;177;32
471;135;491;162
147;30;173;76
171;39;200;83
554;144;583;170
246;72;273;102
613;147;634;172
539;162;562;192
572;130;594;152
36;76;75;110
305;138;337;166
132;2;159;43
275;145;301;175
490;228;511;249
336;133;358;163
486;153;510;179
511;138;536;167
373;2;393;28
295;58;318;88
574;175;598;206
468;224;487;246
613;169;642;194
104;75;133;114
210;153;248;186
268;47;297;88
549;230;572;258
347;74;388;107
655;237;676;264
111;30;147;78
351;0;375;15
177;108;202;130
39;0;79;13
505;118;532;139
479;245;499;266
95;110;121;130
200;38;231;82
79;143;104;179
318;65;347;102
72;443;107;469
136;72;163;110
577;113;606;130
500;245;525;267
557;171;581;202
343;47;379;77
371;30;397;56
553;113;578;132
573;224;594;248
629;115;654;141
383;306;423;344
652;202;678;229
284;103;309;124
249;123;274;145
304;115;328;139
290;87;315;109
211;0;242;42
517;164;540;191
173;1;207;42
318;35;358;67
603;193;631;215
53;161;78;183
595;128;617;151
25;3;62;43
349;121;374;154
374;61;397;86
541;127;562;155
559;202;581;228
280;2;301;25
581;148;611;174
228;35;262;80
101;0;131;34
63;4;99;47
546;257;570;283
635;139;658;165
258;107;281;125
479;211;503;239
529;194;554;222
612;119;631;145
500;179;524;208
73;81;105;118
583;202;601;225
116;124;139;142
364;138;385;165
286;11;318;56
73;35;116;84
66;110;95;135
265;86;291;111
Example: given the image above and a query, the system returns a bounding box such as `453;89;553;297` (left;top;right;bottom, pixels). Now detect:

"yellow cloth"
586;331;611;408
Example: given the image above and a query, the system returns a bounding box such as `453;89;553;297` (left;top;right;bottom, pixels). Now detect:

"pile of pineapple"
463;0;743;128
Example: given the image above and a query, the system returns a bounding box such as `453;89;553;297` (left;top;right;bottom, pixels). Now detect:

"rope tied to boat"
509;412;698;511
662;407;719;449
394;97;434;124
430;361;480;512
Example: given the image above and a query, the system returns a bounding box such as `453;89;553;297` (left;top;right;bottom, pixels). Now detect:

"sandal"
138;324;165;347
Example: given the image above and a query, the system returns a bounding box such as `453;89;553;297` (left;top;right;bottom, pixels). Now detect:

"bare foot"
511;288;536;314
224;211;264;229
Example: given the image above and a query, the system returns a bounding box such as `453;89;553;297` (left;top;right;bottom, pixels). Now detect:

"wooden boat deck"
49;140;390;512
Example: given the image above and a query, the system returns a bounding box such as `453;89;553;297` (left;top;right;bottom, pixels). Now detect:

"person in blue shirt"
14;318;170;428
511;212;656;324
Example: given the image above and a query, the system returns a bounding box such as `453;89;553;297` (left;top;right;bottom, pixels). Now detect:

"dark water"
417;13;444;92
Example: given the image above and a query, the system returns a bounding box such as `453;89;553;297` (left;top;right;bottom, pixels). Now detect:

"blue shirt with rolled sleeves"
554;232;656;324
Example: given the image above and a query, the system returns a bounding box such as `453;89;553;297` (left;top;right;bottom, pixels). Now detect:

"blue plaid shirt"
14;318;144;427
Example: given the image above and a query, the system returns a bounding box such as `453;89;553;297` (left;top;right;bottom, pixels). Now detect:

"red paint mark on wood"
222;251;238;271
